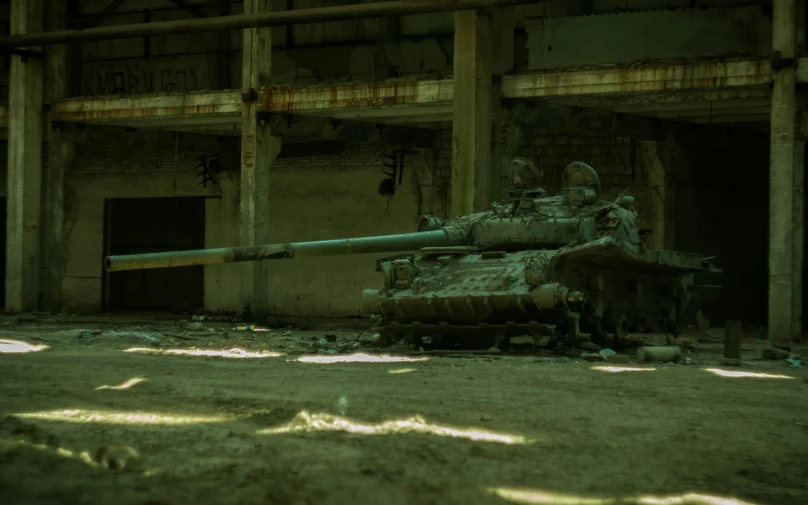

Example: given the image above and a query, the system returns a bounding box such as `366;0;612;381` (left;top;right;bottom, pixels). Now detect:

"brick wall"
431;126;652;227
516;127;647;188
272;144;391;173
517;127;652;228
70;144;213;175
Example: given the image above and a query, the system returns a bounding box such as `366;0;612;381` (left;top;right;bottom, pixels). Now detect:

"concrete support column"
6;0;44;312
451;9;493;216
644;141;675;251
41;1;73;311
768;0;804;345
241;0;276;322
490;6;516;202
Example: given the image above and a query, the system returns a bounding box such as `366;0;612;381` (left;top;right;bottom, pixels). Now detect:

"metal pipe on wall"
0;0;536;50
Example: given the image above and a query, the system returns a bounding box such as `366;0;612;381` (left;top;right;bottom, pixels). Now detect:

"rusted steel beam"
51;90;241;123
0;57;798;129
502;59;776;98
0;0;535;50
261;77;454;112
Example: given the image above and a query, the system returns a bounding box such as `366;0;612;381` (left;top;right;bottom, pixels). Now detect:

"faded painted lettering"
82;65;200;96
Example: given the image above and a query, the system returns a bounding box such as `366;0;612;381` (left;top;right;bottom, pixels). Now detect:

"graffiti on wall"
83;66;199;95
81;57;210;96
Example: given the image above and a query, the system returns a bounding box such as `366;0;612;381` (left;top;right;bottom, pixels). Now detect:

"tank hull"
364;239;713;349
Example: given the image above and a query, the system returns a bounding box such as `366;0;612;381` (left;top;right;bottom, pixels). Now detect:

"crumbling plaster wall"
69;0;777;97
75;0;457;96
62;145;223;312
524;6;772;70
55;139;445;316
264;144;444;316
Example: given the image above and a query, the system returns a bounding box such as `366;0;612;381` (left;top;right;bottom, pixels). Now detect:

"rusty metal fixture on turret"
105;160;720;350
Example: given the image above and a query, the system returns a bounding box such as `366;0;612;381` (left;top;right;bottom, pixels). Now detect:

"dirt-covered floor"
1;314;807;505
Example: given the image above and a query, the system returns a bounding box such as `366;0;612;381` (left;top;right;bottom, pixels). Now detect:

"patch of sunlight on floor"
296;353;429;364
388;367;417;374
124;347;283;358
0;339;50;354
488;487;609;504
592;366;656;373
704;368;794;379
258;410;532;445
0;438;96;468
635;493;759;505
15;408;228;425
489;487;760;505
95;377;148;391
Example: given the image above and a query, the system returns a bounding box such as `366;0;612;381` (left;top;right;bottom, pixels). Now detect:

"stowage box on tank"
105;160;718;350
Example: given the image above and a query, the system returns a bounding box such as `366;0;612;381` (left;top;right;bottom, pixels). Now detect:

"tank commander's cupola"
562;161;601;207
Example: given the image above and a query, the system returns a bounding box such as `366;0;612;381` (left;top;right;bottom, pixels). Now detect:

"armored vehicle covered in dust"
360;160;718;349
105;160;718;349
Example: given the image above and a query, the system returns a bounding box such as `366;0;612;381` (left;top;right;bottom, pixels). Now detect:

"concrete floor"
0;314;806;505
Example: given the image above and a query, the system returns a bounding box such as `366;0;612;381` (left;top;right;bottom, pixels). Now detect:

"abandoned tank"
105;160;719;350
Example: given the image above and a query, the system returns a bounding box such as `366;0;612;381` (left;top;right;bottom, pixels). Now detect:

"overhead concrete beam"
502;59;780;98
52;90;242;124
0;57;798;132
267;113;438;148
260;78;454;112
309;104;454;122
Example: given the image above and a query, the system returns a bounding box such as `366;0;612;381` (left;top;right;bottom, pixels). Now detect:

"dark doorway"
803;141;808;330
0;198;5;310
104;197;205;312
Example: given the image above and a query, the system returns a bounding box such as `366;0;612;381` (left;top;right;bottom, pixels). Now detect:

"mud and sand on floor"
1;314;807;505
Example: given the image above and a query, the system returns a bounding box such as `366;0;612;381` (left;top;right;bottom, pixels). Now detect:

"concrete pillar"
490;7;516;203
41;1;73;311
451;9;493;216
241;0;277;323
204;174;242;312
644;141;675;250
6;0;44;312
768;0;803;345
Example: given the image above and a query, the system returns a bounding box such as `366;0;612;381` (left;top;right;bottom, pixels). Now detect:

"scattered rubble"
3;313;807;371
637;346;682;363
93;445;142;471
762;348;790;360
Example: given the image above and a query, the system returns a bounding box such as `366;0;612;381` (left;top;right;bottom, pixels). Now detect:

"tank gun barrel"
105;229;458;272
